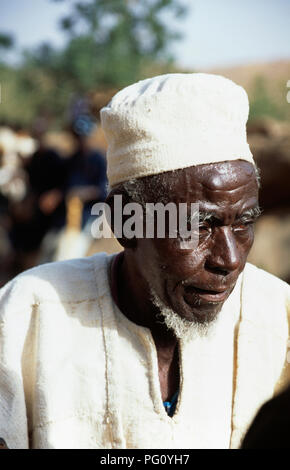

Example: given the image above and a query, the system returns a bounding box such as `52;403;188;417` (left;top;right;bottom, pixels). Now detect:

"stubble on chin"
149;286;219;341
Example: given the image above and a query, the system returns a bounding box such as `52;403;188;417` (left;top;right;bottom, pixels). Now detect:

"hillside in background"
90;59;290;123
207;59;290;122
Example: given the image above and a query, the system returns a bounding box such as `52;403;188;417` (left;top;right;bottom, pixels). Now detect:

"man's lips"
183;284;232;303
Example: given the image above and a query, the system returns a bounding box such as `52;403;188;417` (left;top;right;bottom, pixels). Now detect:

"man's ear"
106;187;138;249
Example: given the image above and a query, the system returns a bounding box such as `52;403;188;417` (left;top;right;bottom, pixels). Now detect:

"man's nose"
205;226;240;275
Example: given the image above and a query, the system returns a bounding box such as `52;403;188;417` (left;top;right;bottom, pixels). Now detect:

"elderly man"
0;73;289;449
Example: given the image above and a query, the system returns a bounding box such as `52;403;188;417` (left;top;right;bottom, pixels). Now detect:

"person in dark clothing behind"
65;121;107;229
27;146;66;227
241;385;290;449
9;134;67;271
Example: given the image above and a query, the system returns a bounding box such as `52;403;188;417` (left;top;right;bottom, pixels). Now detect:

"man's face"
133;160;259;325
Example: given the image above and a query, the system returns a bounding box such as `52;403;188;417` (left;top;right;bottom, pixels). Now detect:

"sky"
0;0;290;69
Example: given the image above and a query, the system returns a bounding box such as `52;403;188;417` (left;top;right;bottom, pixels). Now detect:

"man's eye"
233;221;253;232
199;223;211;230
199;224;212;237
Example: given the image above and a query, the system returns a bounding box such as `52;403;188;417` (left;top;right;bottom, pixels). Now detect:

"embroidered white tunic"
0;253;289;449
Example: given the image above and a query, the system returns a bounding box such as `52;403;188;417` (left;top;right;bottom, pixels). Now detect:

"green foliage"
249;76;286;122
0;0;187;127
0;33;14;50
0;63;37;126
51;0;187;88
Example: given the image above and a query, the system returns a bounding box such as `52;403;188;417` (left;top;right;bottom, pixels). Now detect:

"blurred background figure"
54;98;107;261
0;0;289;284
65;98;107;230
0;125;37;283
8;119;66;274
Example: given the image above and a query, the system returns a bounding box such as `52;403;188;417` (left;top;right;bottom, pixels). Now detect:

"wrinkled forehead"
139;160;258;204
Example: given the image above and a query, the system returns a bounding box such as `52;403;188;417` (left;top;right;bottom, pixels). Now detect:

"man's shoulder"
244;262;290;300
1;252;114;306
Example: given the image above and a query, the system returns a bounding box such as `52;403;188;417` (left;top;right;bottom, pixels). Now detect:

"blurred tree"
0;33;14;51
249;76;286;122
50;0;187;89
0;1;187;127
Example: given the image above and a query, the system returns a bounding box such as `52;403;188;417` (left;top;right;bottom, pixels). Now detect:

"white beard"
149;287;218;341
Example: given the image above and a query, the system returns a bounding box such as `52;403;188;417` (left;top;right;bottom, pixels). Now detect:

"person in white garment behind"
0;73;289;449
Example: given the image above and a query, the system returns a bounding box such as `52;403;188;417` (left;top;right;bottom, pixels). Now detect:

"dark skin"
108;160;259;402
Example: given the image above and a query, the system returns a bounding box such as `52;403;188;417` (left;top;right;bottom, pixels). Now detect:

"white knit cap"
100;73;255;187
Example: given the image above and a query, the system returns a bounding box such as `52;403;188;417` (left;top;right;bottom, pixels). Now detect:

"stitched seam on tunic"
30;263;98;305
134;329;162;417
29;298;98;306
26;304;39;446
31;411;108;431
230;271;244;446
93;254;126;448
93;258;113;444
99;301;113;442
